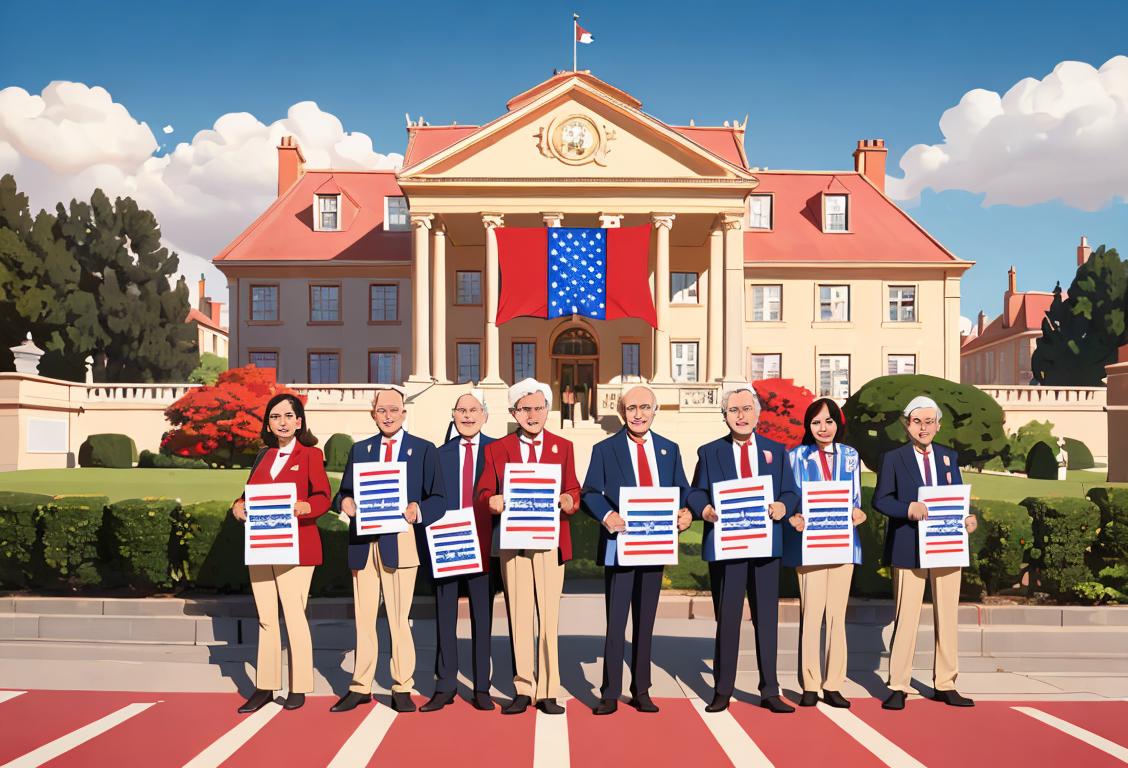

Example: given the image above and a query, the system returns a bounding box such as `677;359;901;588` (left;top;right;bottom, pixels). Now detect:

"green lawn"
858;469;1125;503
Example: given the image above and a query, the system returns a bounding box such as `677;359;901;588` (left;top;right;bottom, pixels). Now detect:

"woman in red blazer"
231;393;331;713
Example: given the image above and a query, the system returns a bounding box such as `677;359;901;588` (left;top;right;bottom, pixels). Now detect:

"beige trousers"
887;566;962;693
796;563;854;693
500;549;565;700
350;542;418;694
249;564;315;693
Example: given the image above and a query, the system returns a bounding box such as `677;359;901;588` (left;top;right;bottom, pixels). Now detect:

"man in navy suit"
687;384;800;714
330;387;446;714
874;395;977;711
421;389;497;712
582;385;692;715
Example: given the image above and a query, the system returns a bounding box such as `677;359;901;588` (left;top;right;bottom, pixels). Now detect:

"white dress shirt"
913;444;939;486
269;444;294;479
626;431;659;486
731;434;760;477
518;432;543;462
379;428;405;461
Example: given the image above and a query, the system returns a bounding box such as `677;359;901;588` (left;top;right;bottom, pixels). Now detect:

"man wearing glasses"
421;389;497;712
687;384;800;714
582;385;693;715
474;378;581;715
330;387;445;713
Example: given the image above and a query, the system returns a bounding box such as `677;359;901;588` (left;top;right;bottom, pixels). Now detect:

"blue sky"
1;0;1126;320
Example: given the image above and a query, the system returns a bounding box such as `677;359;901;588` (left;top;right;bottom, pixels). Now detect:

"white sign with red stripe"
917;483;971;568
801;480;856;566
426;507;483;577
617;487;680;567
352;461;409;535
244;482;299;565
501;463;561;550
712;476;775;560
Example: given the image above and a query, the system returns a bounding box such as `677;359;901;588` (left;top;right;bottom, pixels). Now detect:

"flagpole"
573;12;578;71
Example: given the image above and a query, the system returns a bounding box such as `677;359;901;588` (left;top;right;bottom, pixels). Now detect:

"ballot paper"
616;487;680;567
500;463;562;550
244;482;300;565
351;461;409;535
711;475;775;560
801;480;855;566
426;508;483;577
917;484;972;568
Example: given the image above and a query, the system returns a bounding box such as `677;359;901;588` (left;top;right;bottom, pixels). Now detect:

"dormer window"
823;194;848;233
385;196;409;231
316;194;339;231
747;194;772;230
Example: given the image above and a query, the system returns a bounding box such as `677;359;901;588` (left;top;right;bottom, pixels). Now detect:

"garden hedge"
1063;437;1095;470
970;499;1031;594
40;495;110;588
103;498;179;589
0;491;52;588
78;434;138;469
1087;487;1128;563
1021;495;1100;595
174;500;246;591
324;434;355;473
1025;441;1060;480
138;450;209;469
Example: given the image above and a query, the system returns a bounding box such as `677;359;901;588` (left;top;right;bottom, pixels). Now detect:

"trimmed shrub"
138;450;209;469
971;499;1032;593
104;498;180;589
310;515;351;596
324;434;355;473
1021;496;1100;596
1063;437;1095;470
40;495;109;587
1001;420;1056;472
173;500;246;591
78;434;138;469
1025;441;1060;480
1086;487;1128;564
854;485;891;597
0;492;51;588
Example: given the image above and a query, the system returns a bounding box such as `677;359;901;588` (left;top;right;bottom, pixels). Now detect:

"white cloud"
162;124;173;134
0;81;404;307
959;315;974;336
887;55;1128;211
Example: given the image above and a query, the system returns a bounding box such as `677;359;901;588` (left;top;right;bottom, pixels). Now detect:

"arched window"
552;328;597;356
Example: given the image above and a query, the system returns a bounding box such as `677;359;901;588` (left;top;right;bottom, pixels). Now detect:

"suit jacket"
782;442;864;567
872;441;964;568
686;433;800;561
241;442;332;566
581;428;690;566
429;431;498;576
334;431;446;571
473;429;582;563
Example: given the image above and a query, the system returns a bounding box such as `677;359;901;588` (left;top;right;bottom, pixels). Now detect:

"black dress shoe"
537;698;565;715
629;693;659;713
704;693;730;713
882;691;906;710
502;695;531;715
238;689;274;714
420;690;455;712
933;689;975;707
760;695;796;714
593;698;618;716
391;692;417;712
283;692;305;710
472;692;495;711
822;690;850;709
799;691;819;707
330;691;372;713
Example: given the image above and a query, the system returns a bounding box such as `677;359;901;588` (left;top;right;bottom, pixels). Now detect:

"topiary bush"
1086;487;1128;565
104;498;180;589
970;499;1032;593
324;433;355;473
1025;441;1060;480
138;450;209;469
40;495;110;587
173;500;246;591
310;515;351;596
1021;496;1100;597
1063;437;1095;470
1001;420;1056;472
855;485;891;597
0;492;51;588
78;434;138;468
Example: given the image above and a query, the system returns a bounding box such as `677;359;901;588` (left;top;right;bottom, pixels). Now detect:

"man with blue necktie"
582;385;692;715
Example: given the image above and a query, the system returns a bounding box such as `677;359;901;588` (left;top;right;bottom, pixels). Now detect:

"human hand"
342;497;357;518
231;500;246;522
489;494;505;514
677;508;692;532
603;511;626;534
768;501;787;521
294;501;311;517
702;504;718;523
404;502;420;524
851;507;867;526
965;515;978;534
907;501;929;521
559;494;575;514
789;514;806;532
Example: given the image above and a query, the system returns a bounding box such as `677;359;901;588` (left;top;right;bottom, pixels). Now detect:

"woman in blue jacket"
784;398;866;708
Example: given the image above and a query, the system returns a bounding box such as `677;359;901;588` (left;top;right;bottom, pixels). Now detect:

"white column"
721;213;745;382
598;213;623;229
482;213;505;384
542;212;564;228
651;214;676;383
707;223;724;381
431;223;448;383
409;213;433;382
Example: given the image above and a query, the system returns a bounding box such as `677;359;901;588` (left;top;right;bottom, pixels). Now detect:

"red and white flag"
575;23;593;44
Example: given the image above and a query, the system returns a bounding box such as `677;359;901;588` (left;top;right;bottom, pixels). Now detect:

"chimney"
1007;265;1017;294
977;310;987;336
210;301;224;327
853;139;888;194
1078;235;1091;267
277;136;306;197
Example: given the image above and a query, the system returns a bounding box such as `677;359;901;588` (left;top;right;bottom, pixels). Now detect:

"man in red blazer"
474;378;580;715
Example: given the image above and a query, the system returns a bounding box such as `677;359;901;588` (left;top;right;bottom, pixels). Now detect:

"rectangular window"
823;194;848;232
369;351;402;384
819;355;851;399
888;285;917;322
457;342;481;384
819;285;850;321
747;194;772;229
250;285;278;322
671;342;698;383
248;350;278;371
309;285;340;322
751;284;782;321
308;352;340;384
670;272;699;304
385;196;409;231
513;342;536;381
887;354;916;375
621;342;641;381
317;195;339;231
456;271;482;305
749;353;781;382
369;284;398;322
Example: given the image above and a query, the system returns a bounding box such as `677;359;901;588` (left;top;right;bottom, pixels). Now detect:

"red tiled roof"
403;125;480;168
214;170;410;264
745;172;964;264
185;307;227;334
669;126;746;168
961;292;1055;352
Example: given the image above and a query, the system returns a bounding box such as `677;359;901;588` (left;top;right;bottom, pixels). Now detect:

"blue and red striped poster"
426;508;483;577
351;461;409;535
711;476;775;560
801;480;855;566
243;482;299;565
917;484;971;568
500;464;561;550
617;487;680;566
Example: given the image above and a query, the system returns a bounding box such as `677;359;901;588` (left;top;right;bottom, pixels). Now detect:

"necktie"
631;437;653;486
920;449;933;485
818;449;834;482
526;440;541;463
462;441;474;508
739;440;753;479
383;439;396;462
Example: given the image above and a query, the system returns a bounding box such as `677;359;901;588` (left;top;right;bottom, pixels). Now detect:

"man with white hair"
474;378;581;715
874;395;978;711
687;384;801;714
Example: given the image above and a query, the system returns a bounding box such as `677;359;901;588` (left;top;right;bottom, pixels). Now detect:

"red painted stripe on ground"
219;694;374;766
1025;701;1128;748
726;697;877;765
0;690;145;763
568;697;730;766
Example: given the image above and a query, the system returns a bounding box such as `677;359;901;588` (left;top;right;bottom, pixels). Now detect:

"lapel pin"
552;444;559;454
407;447;413;457
661;448;668;456
763;450;772;464
290;465;299;472
367;444;372;454
943;455;951;467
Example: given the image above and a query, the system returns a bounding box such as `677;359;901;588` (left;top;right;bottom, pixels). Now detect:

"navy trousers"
709;557;781;698
433;571;492;693
601;565;663;700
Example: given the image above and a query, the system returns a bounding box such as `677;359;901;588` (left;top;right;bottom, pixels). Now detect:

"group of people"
230;379;977;716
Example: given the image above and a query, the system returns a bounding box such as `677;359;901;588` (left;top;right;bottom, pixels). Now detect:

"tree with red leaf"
162;366;304;467
752;378;816;450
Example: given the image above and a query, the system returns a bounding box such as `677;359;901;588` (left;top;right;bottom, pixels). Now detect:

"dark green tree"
1031;245;1126;385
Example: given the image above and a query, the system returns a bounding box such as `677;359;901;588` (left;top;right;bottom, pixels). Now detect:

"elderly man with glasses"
474;378;581;715
687;384;801;714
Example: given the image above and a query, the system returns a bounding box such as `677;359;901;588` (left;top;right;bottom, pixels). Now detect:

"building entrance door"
552;328;599;421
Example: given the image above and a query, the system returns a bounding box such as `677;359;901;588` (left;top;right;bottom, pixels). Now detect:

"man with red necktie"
474;378;581;715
